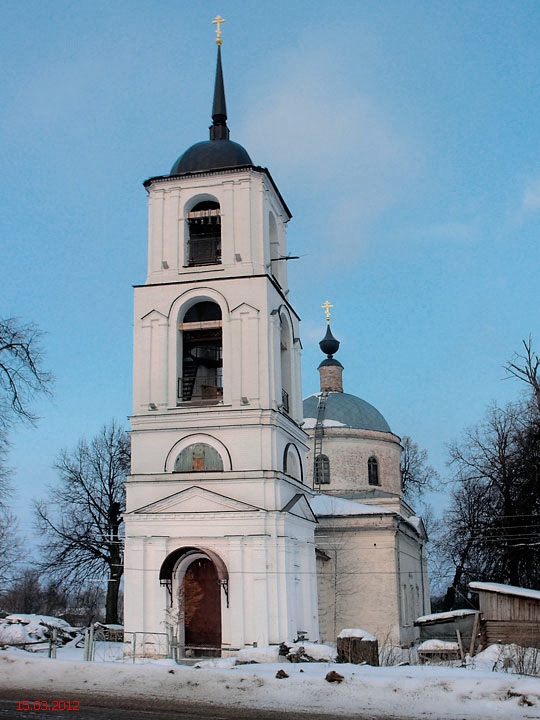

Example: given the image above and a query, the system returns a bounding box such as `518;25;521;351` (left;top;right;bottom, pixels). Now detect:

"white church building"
123;35;429;654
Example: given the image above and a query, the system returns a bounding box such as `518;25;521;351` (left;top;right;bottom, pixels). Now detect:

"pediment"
133;486;262;515
141;308;168;323
230;302;259;315
281;493;318;523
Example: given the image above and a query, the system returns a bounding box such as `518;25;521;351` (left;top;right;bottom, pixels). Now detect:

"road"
0;695;405;720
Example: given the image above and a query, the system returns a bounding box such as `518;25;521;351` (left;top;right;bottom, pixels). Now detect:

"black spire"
210;46;230;141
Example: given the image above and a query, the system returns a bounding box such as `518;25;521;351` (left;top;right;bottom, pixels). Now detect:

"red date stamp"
17;700;79;711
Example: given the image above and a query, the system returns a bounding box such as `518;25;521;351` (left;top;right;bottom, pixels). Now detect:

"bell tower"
123;23;319;654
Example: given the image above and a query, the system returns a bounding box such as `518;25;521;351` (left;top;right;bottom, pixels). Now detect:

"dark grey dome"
171;139;252;175
303;392;391;433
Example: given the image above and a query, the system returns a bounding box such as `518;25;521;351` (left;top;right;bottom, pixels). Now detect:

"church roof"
310;494;392;517
303;392;392;433
170;45;253;175
171;139;252;175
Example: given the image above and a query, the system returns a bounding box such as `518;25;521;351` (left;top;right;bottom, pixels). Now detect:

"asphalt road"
0;695;403;720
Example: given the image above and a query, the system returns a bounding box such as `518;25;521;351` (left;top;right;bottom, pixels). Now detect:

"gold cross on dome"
322;300;333;324
212;15;226;46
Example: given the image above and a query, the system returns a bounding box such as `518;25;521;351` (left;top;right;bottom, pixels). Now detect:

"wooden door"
181;558;221;655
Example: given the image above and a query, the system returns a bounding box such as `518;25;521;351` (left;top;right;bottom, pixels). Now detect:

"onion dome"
170;46;253;175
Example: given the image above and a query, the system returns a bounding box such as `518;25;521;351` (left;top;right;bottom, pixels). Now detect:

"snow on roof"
337;628;376;641
406;516;424;533
310;494;392;517
469;581;540;602
418;639;459;651
310;496;424;539
415;609;480;625
302;418;347;429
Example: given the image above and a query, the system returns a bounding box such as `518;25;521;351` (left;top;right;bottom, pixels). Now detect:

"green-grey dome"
303;392;391;433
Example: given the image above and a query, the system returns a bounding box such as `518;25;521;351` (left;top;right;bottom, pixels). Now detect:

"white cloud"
237;41;421;264
522;177;540;212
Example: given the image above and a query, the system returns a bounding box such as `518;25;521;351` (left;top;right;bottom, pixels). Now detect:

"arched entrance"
181;557;221;654
160;547;227;657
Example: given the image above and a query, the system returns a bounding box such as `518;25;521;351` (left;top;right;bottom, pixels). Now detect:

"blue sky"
1;1;539;538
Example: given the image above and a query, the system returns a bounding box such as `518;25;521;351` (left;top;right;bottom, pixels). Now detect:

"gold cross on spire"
322;300;333;324
212;15;226;46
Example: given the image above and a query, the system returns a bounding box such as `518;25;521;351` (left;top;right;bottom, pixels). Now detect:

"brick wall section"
305;428;403;496
319;365;343;392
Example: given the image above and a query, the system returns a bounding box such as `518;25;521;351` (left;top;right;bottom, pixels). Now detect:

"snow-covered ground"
1;645;539;719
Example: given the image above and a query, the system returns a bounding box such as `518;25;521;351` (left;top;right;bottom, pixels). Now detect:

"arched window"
314;454;330;485
269;212;282;286
283;443;302;482
280;315;292;415
368;456;379;485
174;443;224;472
187;201;221;266
178;301;223;404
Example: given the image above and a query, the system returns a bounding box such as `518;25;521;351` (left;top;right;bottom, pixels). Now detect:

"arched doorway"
160;547;227;657
181;557;221;654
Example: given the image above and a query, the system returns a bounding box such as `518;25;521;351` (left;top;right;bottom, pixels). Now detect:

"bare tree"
439;401;540;608
35;421;129;624
0;318;52;585
0;317;53;450
400;435;438;502
505;336;540;411
0;509;20;587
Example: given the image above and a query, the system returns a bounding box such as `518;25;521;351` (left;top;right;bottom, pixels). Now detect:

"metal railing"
177;377;223;404
188;236;221;266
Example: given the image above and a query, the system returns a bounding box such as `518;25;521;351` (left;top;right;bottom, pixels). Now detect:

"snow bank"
237;645;281;664
237;642;336;664
469;581;540;602
287;641;336;661
0;614;79;648
415;609;480;624
473;643;540;676
1;648;539;720
338;628;377;642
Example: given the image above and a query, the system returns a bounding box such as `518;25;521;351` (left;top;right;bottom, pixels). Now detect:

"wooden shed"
469;581;540;649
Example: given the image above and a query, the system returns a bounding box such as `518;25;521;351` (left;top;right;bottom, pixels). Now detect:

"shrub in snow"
473;644;540;677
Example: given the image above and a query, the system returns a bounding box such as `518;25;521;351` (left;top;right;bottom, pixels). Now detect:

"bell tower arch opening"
177;301;223;404
279;312;293;415
187;200;221;267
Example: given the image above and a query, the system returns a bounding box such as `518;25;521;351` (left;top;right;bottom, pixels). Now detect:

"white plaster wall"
315;516;402;645
124;509;318;646
396;526;431;645
144;169;289;289
126;164;318;652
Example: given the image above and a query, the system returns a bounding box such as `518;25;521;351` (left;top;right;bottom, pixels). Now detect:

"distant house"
469;582;540;649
